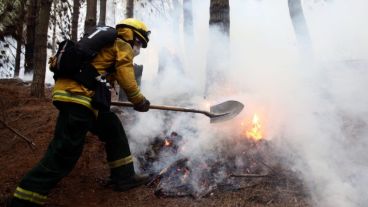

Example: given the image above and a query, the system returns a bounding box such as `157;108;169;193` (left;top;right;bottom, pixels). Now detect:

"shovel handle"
110;101;211;116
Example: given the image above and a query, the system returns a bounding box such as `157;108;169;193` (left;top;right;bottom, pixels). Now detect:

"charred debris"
137;131;308;202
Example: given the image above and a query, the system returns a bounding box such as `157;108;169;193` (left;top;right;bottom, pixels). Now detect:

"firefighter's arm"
114;40;148;109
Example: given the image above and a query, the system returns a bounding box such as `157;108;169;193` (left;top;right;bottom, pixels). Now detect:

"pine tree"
30;0;52;97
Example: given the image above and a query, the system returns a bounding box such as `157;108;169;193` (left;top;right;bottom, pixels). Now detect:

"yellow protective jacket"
52;28;145;112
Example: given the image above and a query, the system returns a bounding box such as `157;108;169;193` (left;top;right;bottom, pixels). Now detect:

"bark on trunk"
30;0;52;98
183;0;193;37
209;0;230;36
157;0;181;76
51;1;57;55
111;0;116;24
205;0;230;98
71;0;81;42
125;0;134;18
14;39;22;77
183;0;194;62
171;0;181;44
14;0;26;77
288;0;312;55
98;0;107;26
24;0;38;75
84;0;97;34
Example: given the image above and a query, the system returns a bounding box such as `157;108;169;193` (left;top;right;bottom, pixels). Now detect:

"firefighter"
7;18;151;207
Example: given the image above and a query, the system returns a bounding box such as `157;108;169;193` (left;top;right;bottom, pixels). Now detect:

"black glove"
133;98;150;112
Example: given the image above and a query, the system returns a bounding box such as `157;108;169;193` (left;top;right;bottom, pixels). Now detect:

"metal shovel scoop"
110;100;244;123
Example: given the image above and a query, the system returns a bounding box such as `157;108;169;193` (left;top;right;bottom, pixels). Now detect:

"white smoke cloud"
123;0;368;206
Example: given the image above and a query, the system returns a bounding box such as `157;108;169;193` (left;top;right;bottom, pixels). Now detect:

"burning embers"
139;129;279;198
137;114;307;203
242;113;264;141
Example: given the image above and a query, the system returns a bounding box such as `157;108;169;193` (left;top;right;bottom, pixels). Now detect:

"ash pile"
137;131;309;202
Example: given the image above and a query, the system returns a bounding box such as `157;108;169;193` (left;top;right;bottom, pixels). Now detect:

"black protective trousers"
13;103;134;206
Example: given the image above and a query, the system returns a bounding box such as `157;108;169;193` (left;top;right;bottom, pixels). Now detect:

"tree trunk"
14;0;26;77
288;0;312;56
98;0;107;26
24;0;38;75
111;0;116;24
183;0;194;64
14;39;22;77
71;0;81;42
30;0;52;98
209;0;230;36
84;0;97;34
125;0;134;18
205;0;230;98
51;1;57;55
183;0;193;38
157;0;181;76
171;0;181;45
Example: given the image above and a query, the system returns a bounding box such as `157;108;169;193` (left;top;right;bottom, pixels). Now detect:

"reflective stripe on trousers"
14;187;47;205
108;155;133;168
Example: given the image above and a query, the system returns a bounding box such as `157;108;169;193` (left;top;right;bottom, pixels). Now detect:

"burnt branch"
257;159;278;175
229;173;271;178
147;158;188;187
0;119;36;149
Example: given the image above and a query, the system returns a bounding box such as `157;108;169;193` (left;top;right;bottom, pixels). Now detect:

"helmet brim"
116;24;150;48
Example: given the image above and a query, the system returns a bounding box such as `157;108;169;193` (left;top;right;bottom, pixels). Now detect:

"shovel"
110;100;244;123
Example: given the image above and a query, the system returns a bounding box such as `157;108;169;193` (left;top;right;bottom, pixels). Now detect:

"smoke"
123;0;368;206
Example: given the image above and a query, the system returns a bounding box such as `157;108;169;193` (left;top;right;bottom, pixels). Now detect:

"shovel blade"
210;100;244;123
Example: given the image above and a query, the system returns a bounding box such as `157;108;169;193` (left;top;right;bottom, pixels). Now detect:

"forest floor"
0;79;312;207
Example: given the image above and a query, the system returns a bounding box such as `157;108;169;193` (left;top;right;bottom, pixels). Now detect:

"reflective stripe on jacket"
52;89;94;111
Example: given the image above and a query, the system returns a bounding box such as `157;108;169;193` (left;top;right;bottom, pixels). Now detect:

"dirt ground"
0;79;311;207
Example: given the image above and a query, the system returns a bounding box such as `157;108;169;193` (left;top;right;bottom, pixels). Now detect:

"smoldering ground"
122;1;368;206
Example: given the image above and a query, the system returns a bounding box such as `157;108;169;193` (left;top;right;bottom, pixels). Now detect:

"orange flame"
164;139;171;146
244;114;263;141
